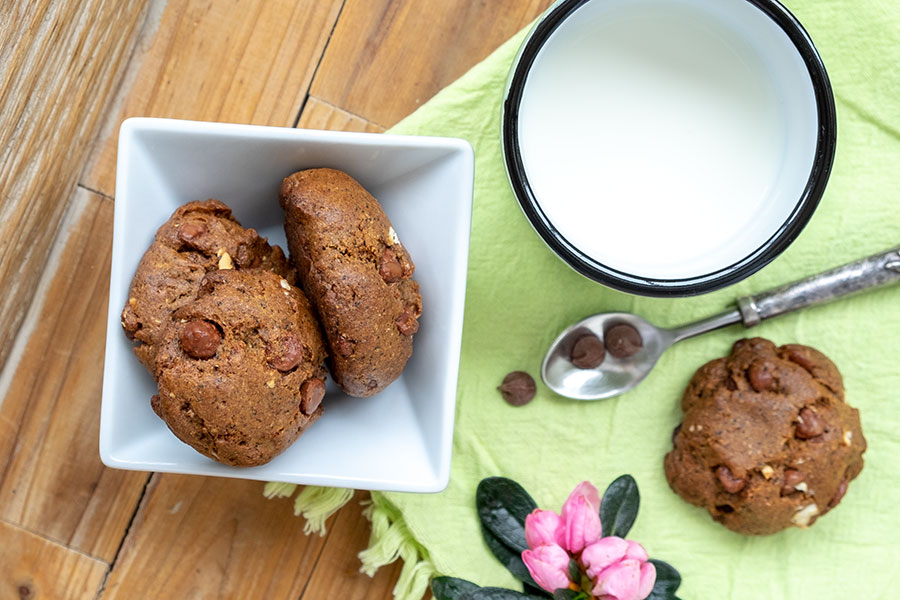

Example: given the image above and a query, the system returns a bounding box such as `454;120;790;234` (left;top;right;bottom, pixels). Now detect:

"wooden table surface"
0;1;554;598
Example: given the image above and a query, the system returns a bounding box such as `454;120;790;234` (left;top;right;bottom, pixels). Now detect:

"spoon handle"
737;246;900;326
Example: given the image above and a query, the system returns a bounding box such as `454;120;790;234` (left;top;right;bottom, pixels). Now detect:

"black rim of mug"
501;0;838;297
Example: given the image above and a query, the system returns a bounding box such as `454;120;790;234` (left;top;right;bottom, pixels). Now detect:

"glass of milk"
503;0;836;296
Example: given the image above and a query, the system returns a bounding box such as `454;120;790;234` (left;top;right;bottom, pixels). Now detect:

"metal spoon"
543;246;900;400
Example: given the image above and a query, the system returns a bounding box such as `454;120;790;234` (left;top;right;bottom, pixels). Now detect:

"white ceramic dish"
100;118;474;492
503;0;836;296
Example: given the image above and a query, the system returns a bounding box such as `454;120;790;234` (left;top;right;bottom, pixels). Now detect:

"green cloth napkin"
276;1;900;597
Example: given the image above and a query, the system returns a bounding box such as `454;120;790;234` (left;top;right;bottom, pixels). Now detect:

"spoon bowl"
542;313;674;400
541;246;900;401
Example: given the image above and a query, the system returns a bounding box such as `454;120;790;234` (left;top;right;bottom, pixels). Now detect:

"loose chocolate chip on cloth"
498;371;536;406
265;8;900;598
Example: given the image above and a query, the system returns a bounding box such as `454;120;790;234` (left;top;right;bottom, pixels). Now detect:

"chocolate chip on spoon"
498;371;536;406
570;334;605;369
605;324;643;358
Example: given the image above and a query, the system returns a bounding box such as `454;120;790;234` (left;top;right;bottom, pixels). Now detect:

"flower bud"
521;543;573;593
525;509;564;549
583;537;655;600
561;492;602;553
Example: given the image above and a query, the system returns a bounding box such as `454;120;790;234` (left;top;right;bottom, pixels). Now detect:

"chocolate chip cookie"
121;199;294;371
152;269;327;466
664;338;866;535
279;168;422;398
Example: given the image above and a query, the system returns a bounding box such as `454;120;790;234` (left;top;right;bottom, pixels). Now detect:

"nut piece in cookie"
664;337;866;535
279;168;422;398
152;270;327;467
121;199;294;372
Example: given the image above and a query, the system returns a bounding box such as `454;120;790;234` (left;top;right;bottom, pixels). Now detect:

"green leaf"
461;587;546;600
477;478;538;553
480;526;541;590
646;559;682;599
432;576;481;600
600;475;640;538
552;590;582;600
567;558;580;583
523;582;551;598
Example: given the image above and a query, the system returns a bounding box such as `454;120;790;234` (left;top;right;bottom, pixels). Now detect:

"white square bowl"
100;118;473;492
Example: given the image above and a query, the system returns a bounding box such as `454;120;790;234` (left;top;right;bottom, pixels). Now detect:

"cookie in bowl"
121;199;294;371
152;269;327;466
664;338;866;535
280;168;422;398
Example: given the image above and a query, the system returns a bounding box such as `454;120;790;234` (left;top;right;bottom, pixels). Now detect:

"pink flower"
582;537;655;600
525;509;564;549
560;481;602;553
522;543;573;593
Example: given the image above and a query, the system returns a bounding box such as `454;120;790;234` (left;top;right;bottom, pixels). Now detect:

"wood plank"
81;0;346;199
309;0;555;127
0;188;149;563
101;475;329;599
0;519;108;600
0;0;149;374
297;97;386;133
301;492;404;599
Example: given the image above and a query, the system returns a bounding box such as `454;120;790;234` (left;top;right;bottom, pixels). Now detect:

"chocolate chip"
300;378;326;415
780;469;805;496
570;334;605;369
335;335;355;357
724;376;738;391
827;478;848;509
715;504;735;514
268;334;304;372
795;407;825;439
235;242;262;269
379;248;404;283
179;320;221;359
748;360;775;392
786;347;817;375
605;324;643;358
671;423;682;445
498;371;536;406
395;308;419;336
179;222;206;243
715;465;746;494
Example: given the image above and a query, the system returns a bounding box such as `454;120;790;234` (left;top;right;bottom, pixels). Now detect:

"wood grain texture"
0;0;538;596
0;189;149;563
300;492;404;599
101;475;329;600
0;519;108;600
81;0;345;198
297;97;386;133
0;0;149;374
310;0;555;127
